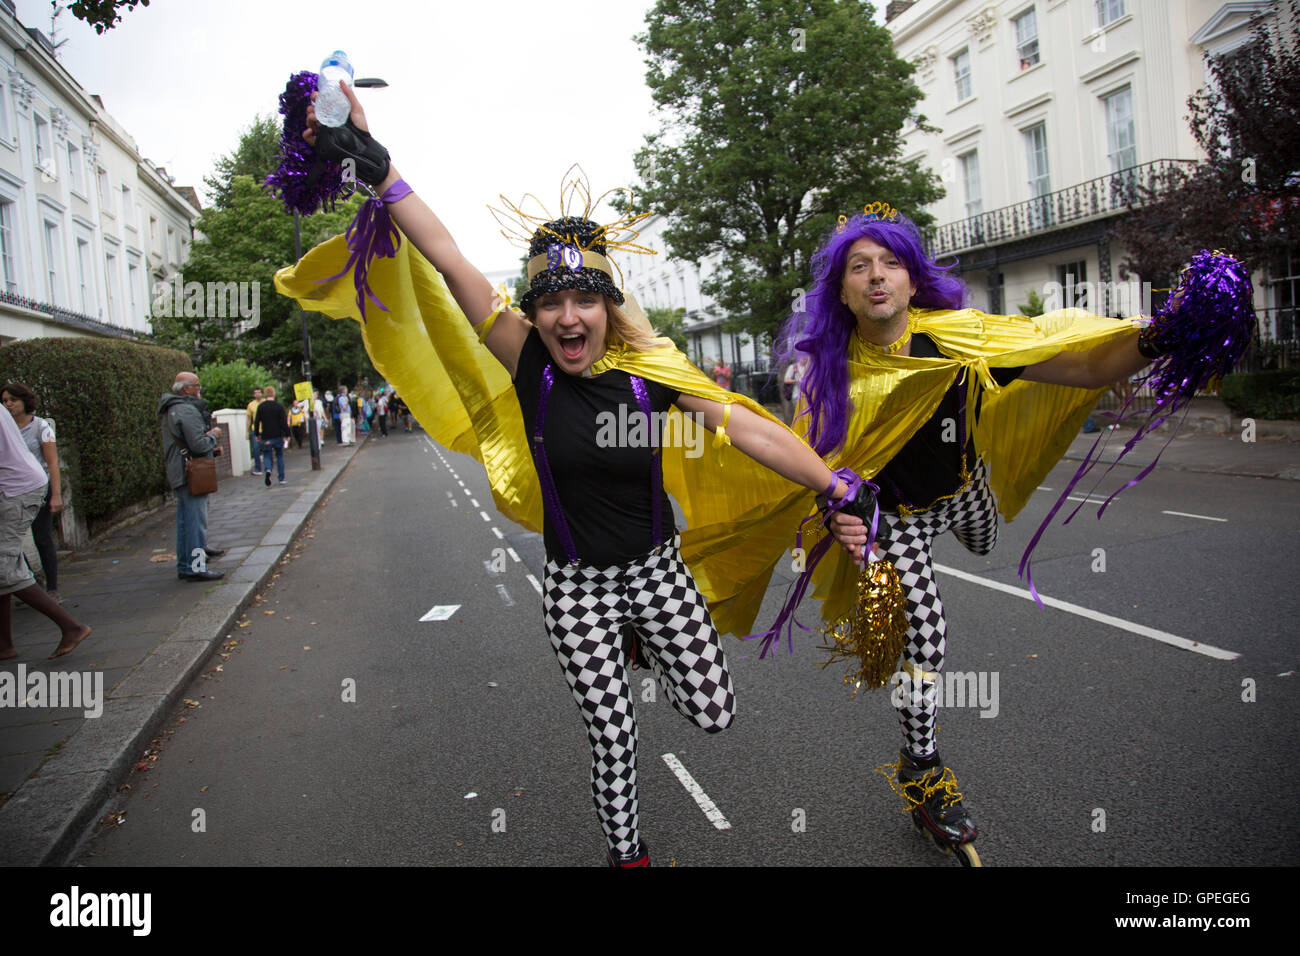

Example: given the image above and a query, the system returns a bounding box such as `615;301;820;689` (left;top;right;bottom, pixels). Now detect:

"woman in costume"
287;82;855;865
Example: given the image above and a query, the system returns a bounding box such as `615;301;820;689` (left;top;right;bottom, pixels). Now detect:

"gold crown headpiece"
836;202;901;232
487;165;658;288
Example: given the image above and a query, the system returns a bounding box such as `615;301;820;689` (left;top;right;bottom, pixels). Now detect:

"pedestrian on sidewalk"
313;389;327;453
254;385;291;485
246;387;264;475
376;390;389;437
0;402;90;659
329;388;342;443
338;387;356;444
289;398;307;449
2;382;62;603
161;373;226;582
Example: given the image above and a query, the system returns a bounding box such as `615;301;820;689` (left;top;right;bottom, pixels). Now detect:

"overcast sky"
16;0;886;271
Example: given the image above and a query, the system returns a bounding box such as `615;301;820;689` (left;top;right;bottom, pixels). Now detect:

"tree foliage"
68;0;150;34
625;0;943;345
196;358;279;414
646;306;689;351
1111;0;1300;280
153;118;378;391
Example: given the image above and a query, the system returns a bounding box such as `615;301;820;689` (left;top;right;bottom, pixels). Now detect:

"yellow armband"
476;283;512;343
712;402;733;452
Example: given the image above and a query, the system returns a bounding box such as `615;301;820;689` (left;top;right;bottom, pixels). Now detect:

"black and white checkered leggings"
542;535;735;858
880;459;998;758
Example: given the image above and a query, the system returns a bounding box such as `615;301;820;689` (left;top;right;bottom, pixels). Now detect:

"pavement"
0;433;367;865
0;397;1295;867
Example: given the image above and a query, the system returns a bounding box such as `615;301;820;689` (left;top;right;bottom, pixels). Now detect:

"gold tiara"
836;202;900;231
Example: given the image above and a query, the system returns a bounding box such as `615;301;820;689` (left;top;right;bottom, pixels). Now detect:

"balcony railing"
927;159;1199;257
0;291;148;341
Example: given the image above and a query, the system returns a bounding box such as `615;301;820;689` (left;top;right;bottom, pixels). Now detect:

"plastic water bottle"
315;51;354;127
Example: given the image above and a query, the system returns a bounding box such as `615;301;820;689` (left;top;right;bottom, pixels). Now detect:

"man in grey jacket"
159;372;225;581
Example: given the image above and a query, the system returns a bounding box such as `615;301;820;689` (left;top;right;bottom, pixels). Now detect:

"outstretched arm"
1019;328;1149;389
674;394;847;499
305;82;531;376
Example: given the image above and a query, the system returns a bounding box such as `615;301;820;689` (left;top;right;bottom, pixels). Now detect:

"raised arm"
305;81;532;376
1019;327;1149;389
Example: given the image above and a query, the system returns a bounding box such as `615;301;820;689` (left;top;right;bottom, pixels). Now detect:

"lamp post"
295;75;388;471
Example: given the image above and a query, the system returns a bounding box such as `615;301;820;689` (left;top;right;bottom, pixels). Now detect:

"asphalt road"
74;427;1300;867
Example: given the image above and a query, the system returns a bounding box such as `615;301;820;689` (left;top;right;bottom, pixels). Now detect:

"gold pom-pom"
817;558;909;697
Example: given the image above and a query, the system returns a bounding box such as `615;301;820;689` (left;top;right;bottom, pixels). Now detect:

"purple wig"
778;213;967;457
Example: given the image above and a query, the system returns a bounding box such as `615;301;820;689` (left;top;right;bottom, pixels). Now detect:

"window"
1095;0;1126;27
149;215;158;253
1057;260;1088;309
1014;8;1040;70
34;114;53;173
43;220;62;305
0;200;17;294
1023;122;1052;229
1268;248;1298;342
76;238;92;314
128;258;141;325
66;141;83;193
952;49;972;102
105;251;121;324
97;167;113;216
167;225;177;264
0;79;10;141
960;151;983;218
121;185;134;228
1103;86;1137;206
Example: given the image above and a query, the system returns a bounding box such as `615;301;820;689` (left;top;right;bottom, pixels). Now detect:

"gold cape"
274;234;1139;637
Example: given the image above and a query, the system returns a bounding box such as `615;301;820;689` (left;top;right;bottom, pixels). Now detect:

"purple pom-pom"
264;70;344;217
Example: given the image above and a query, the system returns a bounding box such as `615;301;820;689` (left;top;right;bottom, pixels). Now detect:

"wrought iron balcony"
0;290;149;341
926;159;1199;257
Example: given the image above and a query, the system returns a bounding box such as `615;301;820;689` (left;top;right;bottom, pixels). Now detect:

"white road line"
1037;486;1052;491
1065;494;1112;505
495;584;515;607
449;499;458;508
491;527;505;540
506;548;520;562
933;563;1240;660
1162;510;1228;523
525;573;543;595
470;498;480;508
479;510;492;522
661;753;731;830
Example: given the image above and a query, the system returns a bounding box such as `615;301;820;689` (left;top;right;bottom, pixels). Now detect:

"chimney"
886;0;917;22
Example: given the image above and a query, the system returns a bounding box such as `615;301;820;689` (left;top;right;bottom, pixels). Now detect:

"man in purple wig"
784;209;1156;860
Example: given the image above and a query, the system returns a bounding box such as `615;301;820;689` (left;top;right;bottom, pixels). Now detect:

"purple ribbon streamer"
744;466;876;658
316;179;413;324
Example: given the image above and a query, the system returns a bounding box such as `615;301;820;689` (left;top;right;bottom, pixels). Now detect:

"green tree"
646;306;689;351
68;0;150;34
154;115;379;390
1017;289;1046;317
626;0;943;345
1111;0;1300;279
203;115;282;211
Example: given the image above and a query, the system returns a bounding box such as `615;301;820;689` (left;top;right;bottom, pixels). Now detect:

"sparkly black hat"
519;216;624;313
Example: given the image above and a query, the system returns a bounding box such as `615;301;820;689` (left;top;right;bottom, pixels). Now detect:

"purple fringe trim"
744;467;878;658
1018;250;1254;604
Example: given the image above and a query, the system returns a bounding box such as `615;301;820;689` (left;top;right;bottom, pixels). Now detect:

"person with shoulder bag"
159;373;225;581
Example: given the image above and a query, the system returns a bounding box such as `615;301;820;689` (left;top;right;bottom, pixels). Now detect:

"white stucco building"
0;0;200;344
622;213;760;370
885;0;1294;342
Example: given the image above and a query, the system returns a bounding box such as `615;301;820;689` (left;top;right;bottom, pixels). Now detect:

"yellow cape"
274;234;1139;637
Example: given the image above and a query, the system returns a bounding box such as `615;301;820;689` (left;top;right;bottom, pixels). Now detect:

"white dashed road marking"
662;753;731;830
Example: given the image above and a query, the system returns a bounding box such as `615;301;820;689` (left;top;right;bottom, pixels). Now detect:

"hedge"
1220;368;1300;420
0;337;194;523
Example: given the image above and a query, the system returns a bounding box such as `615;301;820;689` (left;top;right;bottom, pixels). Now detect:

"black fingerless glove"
312;119;391;188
